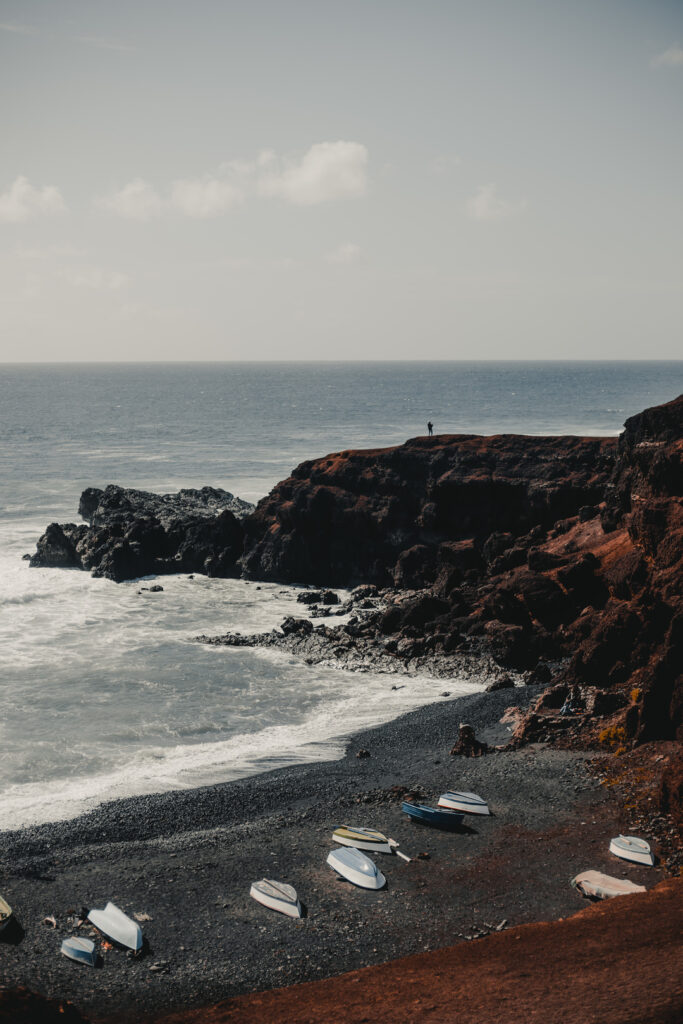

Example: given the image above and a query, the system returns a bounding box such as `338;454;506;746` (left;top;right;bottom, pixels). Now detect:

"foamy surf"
1;671;482;829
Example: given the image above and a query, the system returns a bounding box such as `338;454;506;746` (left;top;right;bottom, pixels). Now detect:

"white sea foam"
1;670;480;829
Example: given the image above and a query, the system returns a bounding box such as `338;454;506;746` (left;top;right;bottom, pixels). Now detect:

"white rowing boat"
250;879;302;918
327;846;386;890
332;826;410;860
609;835;654;866
438;791;490;815
571;871;646;900
61;936;97;967
87;902;143;951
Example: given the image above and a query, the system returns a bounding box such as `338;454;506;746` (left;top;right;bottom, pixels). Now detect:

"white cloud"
652;45;683;68
170;177;243;218
96;178;163;221
96;141;369;221
0;176;66;223
466;183;526;221
326;241;361;264
259;141;368;205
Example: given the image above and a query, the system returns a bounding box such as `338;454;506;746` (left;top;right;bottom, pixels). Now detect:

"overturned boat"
61;936;97;967
438;791;490;815
333;826;397;854
571;871;646;900
402;802;464;829
327;846;386;890
609;835;654;867
250;879;302;918
0;895;12;931
88;902;143;951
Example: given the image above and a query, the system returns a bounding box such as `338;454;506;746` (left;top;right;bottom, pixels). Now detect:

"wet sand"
0;686;663;1022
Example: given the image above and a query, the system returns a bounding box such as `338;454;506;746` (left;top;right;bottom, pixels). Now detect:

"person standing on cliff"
427;421;434;436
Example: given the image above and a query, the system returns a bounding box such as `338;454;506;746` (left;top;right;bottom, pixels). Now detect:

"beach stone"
450;723;489;757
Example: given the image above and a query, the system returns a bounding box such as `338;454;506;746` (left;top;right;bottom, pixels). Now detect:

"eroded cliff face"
240;434;616;586
238;396;682;749
28;397;682;749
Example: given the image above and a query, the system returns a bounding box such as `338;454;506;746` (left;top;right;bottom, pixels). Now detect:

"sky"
0;0;681;361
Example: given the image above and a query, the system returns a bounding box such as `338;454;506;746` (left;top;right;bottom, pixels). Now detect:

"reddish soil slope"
141;878;683;1024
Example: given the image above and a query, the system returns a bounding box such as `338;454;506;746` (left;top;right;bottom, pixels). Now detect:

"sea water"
1;361;681;828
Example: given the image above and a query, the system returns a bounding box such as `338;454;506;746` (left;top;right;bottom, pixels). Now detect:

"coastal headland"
3;394;682;1022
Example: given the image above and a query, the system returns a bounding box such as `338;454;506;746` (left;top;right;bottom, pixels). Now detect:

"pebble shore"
0;686;661;1023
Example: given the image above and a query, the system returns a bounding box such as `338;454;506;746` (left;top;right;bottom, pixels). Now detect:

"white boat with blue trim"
438;791;490;815
61;936;97;967
609;835;654;866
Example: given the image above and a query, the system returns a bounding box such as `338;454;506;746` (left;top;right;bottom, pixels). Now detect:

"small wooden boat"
609;835;654;866
333;825;395;853
0;895;12;931
333;826;411;861
88;902;143;951
250;879;302;918
327;847;386;890
61;936;97;967
402;802;464;829
571;871;646;901
438;791;490;815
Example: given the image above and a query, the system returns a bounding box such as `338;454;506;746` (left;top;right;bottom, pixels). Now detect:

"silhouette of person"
427;421;433;436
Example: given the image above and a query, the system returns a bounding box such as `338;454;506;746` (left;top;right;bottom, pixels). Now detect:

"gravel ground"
0;687;662;1023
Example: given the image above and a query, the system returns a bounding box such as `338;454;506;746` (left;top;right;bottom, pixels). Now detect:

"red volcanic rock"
140;879;683;1024
241;434;616;586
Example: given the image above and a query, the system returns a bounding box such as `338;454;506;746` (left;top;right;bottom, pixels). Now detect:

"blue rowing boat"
401;802;464;829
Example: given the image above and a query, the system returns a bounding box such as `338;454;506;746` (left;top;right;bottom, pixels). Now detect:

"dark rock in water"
297;590;322;605
321;589;340;605
280;616;313;636
30;485;253;583
29;522;87;569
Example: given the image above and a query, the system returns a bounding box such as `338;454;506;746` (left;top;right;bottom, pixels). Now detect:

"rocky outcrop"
30;486;253;583
240;434;616;586
28;397;682;747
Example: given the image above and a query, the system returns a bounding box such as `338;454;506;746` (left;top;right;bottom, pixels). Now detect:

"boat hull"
88;902;143;951
438;791;490;815
332;827;394;854
571;871;646;900
0;896;12;932
327;848;386;890
609;836;654;866
250;881;302;918
402;802;464;829
61;937;97;967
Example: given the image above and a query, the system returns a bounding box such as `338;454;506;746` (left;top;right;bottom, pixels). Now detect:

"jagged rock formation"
29;397;682;750
30;485;252;583
240;434;615;585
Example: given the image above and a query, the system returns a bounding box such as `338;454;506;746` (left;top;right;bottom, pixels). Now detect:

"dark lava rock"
297;591;322;605
30;485;253;583
449;723;488;757
486;675;515;692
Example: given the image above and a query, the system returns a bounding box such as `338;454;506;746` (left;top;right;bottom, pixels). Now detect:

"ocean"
1;361;681;830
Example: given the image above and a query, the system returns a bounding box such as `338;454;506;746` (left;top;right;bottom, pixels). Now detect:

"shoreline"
0;684;661;1023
